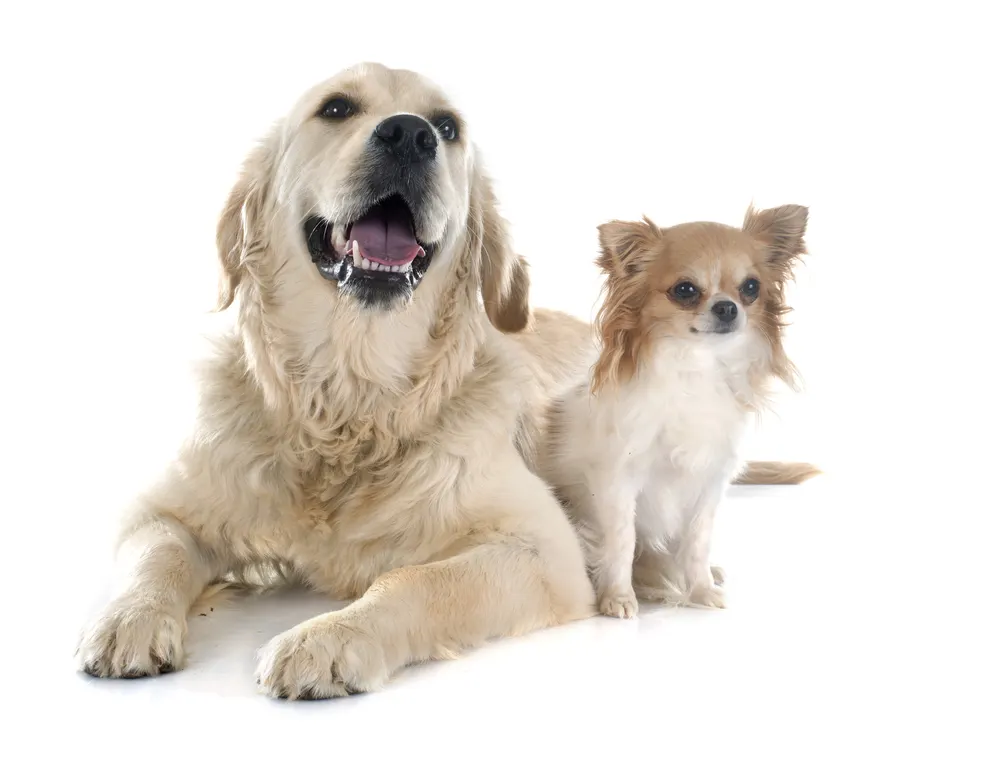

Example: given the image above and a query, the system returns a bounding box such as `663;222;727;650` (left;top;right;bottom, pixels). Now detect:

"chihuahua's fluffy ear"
743;204;809;278
597;216;661;276
592;217;661;393
743;203;809;388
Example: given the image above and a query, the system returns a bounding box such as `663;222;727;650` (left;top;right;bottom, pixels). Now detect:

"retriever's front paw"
598;586;639;619
76;600;185;678
256;613;389;700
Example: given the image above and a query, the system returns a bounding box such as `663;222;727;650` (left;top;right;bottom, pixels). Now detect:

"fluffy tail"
732;461;822;485
188;580;279;616
188;562;296;616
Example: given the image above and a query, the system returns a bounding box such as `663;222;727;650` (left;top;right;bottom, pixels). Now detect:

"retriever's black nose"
374;114;437;164
712;300;738;323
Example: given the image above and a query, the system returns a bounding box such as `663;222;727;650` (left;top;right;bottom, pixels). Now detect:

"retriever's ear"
215;132;279;311
469;160;530;333
742;203;809;280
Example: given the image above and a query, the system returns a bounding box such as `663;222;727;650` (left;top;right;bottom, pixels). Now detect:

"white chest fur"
543;333;769;613
603;337;758;483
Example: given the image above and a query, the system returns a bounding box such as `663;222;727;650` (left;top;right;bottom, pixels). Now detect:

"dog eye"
671;281;699;300
318;96;356;120
740;278;760;302
431;114;459;142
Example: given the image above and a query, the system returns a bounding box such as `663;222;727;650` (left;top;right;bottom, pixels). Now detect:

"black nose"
374;114;437;164
711;300;738;323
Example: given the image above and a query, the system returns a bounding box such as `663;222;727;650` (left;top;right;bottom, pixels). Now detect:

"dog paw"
688;583;727;609
711;565;726;586
76;601;185;678
256;614;389;700
598;588;639;619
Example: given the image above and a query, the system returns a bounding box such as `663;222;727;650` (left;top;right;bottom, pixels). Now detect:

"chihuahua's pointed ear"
470;159;531;333
590;217;661;395
215;130;280;311
597;216;661;276
743;204;809;277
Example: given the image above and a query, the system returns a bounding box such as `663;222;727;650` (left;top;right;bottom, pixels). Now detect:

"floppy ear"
596;216;661;276
214;132;279;311
742;204;809;279
469;161;530;333
591;217;661;393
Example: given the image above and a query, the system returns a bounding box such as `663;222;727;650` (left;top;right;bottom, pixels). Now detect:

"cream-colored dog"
75;62;596;699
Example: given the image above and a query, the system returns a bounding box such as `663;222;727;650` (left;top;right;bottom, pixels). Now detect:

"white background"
1;2;997;754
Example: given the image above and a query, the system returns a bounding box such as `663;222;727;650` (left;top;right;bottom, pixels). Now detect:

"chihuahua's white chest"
614;339;757;551
617;340;753;479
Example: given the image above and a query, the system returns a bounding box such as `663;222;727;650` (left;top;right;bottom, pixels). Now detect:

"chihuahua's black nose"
712;300;738;323
374;114;437;164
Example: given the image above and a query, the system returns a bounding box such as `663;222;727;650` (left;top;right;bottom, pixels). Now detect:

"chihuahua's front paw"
598;587;639;619
711;565;726;586
76;600;185;678
688;583;727;609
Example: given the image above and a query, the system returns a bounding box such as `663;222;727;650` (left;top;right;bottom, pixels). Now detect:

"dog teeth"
332;227;348;255
343;244;416;275
360;259;412;273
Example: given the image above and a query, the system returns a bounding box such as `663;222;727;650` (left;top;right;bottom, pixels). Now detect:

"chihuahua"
538;204;814;618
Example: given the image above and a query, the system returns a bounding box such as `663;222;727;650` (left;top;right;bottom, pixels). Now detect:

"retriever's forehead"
293;63;453;120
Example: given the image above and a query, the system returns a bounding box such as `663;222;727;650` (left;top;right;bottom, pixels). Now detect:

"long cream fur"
75;63;594;698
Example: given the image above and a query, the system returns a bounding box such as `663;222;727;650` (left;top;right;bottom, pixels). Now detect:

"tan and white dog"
536;211;818;619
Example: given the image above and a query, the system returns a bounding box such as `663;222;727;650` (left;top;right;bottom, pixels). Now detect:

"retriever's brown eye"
431;114;459;142
318;96;356;120
672;281;700;301
740;277;760;302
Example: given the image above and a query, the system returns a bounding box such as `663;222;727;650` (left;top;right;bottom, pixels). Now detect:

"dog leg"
76;516;218;678
256;466;594;699
587;489;640;620
256;535;591;699
679;484;727;609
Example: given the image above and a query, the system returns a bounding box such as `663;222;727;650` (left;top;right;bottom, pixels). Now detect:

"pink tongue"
349;212;421;266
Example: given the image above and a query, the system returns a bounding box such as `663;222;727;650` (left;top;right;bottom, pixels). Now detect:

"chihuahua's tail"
733;461;822;485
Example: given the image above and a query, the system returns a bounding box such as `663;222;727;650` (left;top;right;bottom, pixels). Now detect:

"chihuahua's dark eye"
318;96;356;120
431;114;459;142
740;278;761;302
672;281;700;301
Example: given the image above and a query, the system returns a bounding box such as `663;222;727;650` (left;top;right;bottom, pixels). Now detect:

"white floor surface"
20;480;993;756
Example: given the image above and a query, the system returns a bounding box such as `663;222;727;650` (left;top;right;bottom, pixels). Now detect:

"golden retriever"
75;62;813;698
75;62;596;698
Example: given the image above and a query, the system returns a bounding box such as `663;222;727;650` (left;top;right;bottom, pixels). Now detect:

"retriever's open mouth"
303;195;435;291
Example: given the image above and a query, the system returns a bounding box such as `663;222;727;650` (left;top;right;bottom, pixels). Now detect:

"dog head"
591;204;809;391
215;63;529;333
